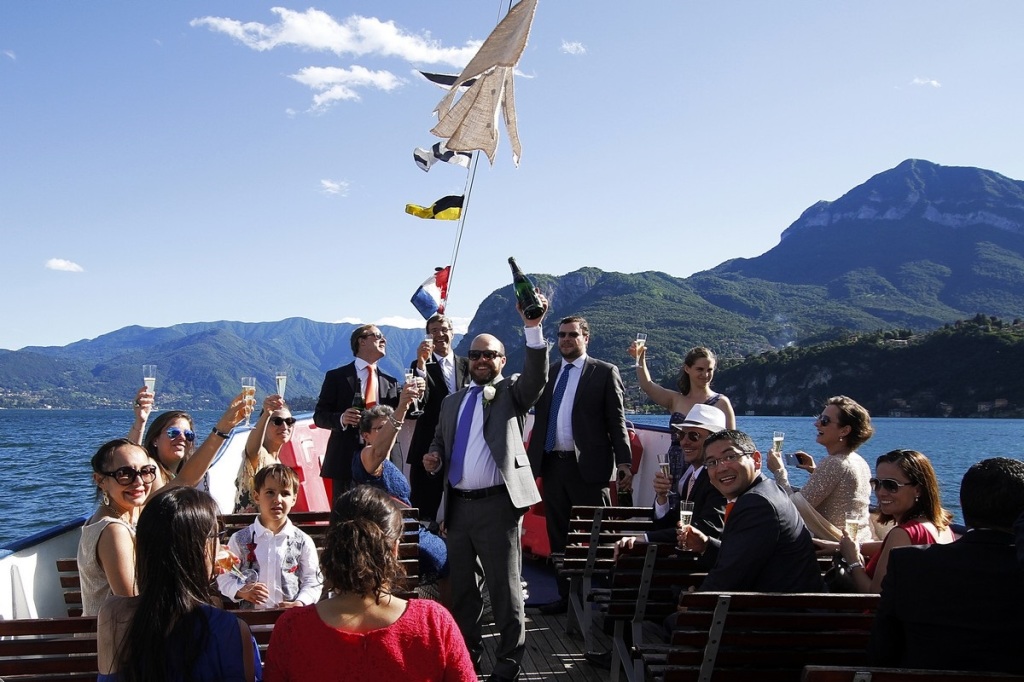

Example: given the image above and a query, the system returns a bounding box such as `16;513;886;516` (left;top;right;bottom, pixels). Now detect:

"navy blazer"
313;361;400;481
869;529;1024;674
700;473;824;593
649;468;727;543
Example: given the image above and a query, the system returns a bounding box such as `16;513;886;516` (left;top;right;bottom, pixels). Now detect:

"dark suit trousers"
446;491;526;675
543;453;610;556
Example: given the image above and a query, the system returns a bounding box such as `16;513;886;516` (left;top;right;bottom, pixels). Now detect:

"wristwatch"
211;426;231;439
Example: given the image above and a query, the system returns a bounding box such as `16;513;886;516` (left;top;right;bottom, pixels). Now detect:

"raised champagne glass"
405;369;423;419
635;333;647;368
773;431;787;464
142;364;157;407
275;370;287;399
241;376;256;427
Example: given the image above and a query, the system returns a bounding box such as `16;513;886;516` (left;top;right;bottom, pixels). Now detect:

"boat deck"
480;609;614;682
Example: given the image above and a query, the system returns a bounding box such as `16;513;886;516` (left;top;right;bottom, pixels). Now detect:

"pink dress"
264;598;476;682
865;518;938;577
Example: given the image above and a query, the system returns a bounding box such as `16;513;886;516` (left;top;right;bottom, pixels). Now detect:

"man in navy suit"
869;457;1024;674
424;296;549;682
313;324;400;504
526;315;633;614
407;313;469;522
680;429;823;592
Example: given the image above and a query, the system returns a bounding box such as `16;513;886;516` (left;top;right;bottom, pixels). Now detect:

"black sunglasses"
468;350;504;361
870;477;914;494
361;331;385;340
816;414;832;426
103;465;158;486
557;331;581;338
680;430;705;443
271;416;297;427
166;427;196;442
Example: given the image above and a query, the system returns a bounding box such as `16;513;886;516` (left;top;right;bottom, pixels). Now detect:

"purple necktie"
448;385;483;487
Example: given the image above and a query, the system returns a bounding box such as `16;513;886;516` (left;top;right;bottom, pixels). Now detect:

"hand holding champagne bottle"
508;257;545;321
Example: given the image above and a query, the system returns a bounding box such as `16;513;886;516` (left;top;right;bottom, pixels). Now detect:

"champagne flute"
404;369;423;418
422;335;435;364
634;333;647;368
844;512;861;539
773;431;787;464
275;370;287;399
142;364;157;408
241;376;256;427
679;500;694;527
657;452;671;479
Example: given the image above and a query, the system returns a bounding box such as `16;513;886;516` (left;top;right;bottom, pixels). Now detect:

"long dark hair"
677;346;716;395
116;487;219;682
324;486;405;601
144;411;196;476
875;449;952;529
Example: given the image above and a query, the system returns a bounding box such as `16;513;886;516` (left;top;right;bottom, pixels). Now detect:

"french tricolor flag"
410;266;451;319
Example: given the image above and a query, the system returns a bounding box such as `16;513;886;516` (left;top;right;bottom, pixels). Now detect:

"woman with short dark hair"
264;486;475;682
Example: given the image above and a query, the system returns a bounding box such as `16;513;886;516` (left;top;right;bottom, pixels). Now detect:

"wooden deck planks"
477;610;613;681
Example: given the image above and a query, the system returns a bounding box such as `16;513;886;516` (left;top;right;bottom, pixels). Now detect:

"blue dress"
98;603;262;681
352;450;449;580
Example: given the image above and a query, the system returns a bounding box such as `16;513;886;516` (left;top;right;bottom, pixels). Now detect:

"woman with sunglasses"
838;449;954;593
97;486;261;681
80;397;250;617
235;394;294;513
766;395;874;541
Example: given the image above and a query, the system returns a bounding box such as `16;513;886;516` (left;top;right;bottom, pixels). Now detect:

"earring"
915;496;920;502
101;489;110;506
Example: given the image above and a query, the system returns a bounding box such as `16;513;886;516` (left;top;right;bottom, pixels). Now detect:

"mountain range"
3;159;1023;411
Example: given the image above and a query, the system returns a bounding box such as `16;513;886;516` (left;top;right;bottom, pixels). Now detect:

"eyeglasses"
103;465;158;485
209;518;227;542
557;331;581;338
704;452;751;470
870;478;914;494
361;331;385;341
429;327;452;336
166;427;196;442
681;430;705;443
468;350;504;361
816;414;832;426
270;416;297;427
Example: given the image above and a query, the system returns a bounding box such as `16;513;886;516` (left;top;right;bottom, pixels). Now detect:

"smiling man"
679;429;823;592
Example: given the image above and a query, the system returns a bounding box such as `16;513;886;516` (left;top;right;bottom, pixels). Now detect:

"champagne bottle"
352;379;365;411
508;257;544;320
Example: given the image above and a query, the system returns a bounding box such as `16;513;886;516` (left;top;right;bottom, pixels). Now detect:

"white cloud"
334;316;363;325
910;77;941;88
561;40;586;56
319;179;349;196
291;65;402;107
3;50;15;61
191;9;479;65
45;258;84;273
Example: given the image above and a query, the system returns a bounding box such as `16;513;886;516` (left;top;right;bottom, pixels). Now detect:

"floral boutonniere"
481;383;497;406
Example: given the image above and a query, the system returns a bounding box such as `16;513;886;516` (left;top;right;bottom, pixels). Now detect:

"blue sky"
3;2;1024;350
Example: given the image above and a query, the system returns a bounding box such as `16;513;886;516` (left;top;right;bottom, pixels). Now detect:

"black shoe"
534;597;568;615
584;650;612;669
487;658;521;681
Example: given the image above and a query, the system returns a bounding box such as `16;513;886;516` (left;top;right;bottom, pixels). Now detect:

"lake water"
1;409;1022;547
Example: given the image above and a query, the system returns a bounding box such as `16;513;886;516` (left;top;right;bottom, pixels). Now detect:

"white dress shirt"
216;517;322;608
548;353;586;452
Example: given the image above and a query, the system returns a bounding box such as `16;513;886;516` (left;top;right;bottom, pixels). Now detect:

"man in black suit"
407;313;469;523
313;324;400;504
527;315;632;613
869;457;1024;674
423;295;548;682
647;404;727;546
680;429;823;592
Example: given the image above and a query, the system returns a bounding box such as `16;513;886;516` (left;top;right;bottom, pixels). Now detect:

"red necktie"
364;364;378;408
724;501;735;523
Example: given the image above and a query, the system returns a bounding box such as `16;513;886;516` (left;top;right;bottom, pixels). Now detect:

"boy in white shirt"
217;464;322;608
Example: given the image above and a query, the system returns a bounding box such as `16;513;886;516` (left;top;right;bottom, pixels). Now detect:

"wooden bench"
602;542;705;682
802;666;1024;682
557;505;656;651
58;509;423;616
642;591;880;682
0;609;288;681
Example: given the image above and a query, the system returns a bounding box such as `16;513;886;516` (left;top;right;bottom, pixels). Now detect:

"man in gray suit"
424;294;549;682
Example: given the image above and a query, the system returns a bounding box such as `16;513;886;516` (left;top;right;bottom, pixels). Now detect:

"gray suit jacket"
430;344;548;511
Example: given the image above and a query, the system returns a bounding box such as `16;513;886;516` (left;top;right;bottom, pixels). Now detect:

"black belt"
450;484;506;500
546;450;575;459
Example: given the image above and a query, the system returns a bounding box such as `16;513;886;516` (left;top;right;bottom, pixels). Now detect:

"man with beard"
423;295;548;682
679;429;823;592
526;315;632;614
